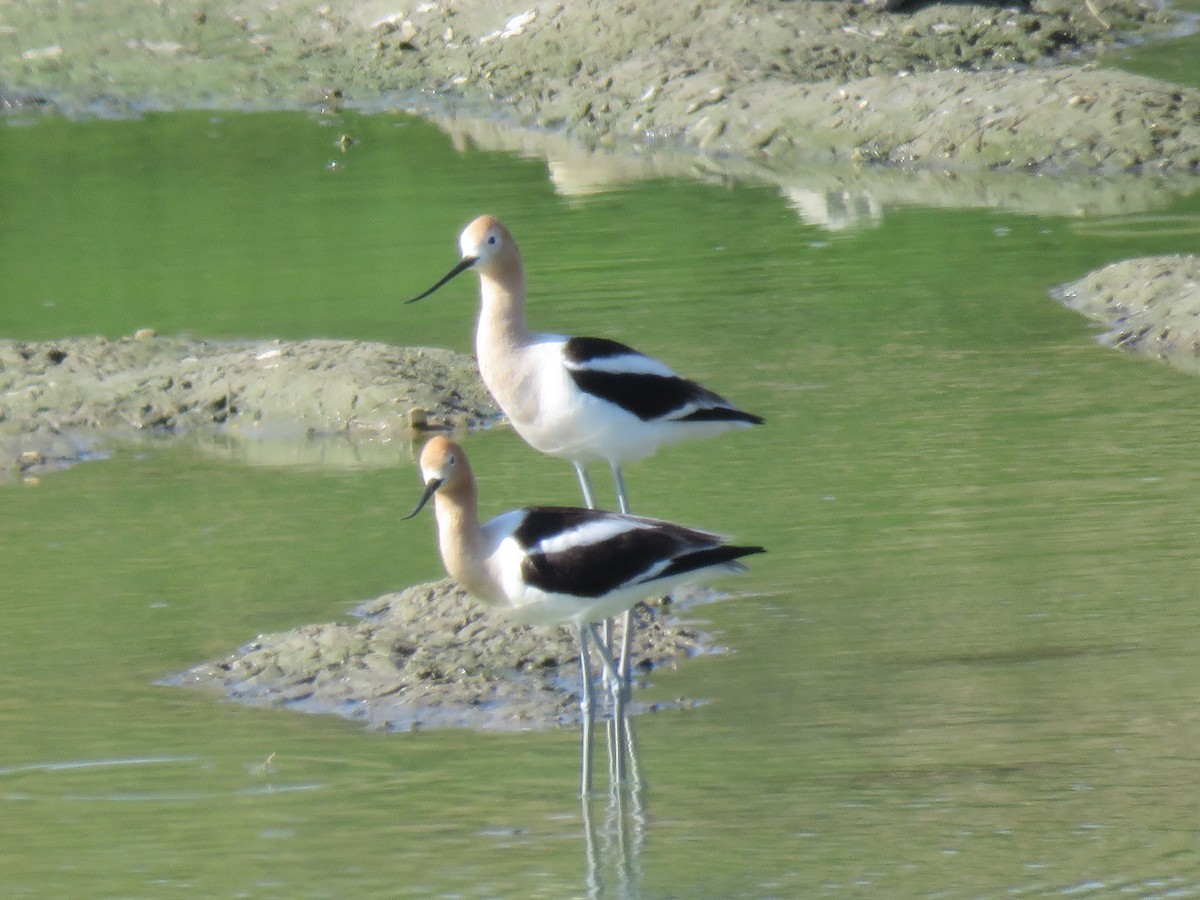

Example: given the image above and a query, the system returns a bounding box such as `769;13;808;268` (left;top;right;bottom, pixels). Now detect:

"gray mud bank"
1054;254;1200;372
1;1;1198;176
170;579;717;732
1;333;495;479
5;0;1200;732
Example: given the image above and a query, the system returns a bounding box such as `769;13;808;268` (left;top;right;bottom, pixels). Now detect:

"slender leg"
611;465;636;685
577;460;621;697
573;461;598;510
588;627;628;710
587;623;630;783
577;624;597;797
611;465;631;515
616;614;634;684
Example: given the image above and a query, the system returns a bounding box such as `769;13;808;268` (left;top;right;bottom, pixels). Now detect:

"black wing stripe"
641;545;766;584
520;525;686;598
569;368;733;422
673;406;764;425
564;336;761;424
563;336;641;364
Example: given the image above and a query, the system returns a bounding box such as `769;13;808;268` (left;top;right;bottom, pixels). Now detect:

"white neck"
475;260;532;354
432;484;498;605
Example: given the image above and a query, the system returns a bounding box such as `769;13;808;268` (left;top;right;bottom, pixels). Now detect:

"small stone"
21;45;63;61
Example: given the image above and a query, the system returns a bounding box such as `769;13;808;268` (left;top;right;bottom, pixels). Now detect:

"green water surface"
4;37;1200;897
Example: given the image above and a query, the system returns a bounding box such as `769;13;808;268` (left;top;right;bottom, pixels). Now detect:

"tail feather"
675;407;764;425
649;544;766;583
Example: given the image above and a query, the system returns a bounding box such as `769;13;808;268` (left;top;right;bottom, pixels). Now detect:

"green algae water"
6;49;1200;896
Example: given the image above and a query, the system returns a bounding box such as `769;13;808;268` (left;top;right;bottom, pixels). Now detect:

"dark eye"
447;453;457;465
487;235;497;245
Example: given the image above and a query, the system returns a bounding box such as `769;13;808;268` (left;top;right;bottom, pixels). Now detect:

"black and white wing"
511;506;763;600
562;336;764;425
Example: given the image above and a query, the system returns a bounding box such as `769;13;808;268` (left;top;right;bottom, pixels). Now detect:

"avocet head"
458;215;514;267
401;435;472;519
406;215;517;303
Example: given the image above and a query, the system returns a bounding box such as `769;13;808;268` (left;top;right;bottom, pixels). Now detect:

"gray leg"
617;610;634;684
611;465;631;515
610;465;636;685
603;616;614;681
577;624;597;797
577;460;621;693
573;461;598;510
587;623;630;784
587;623;628;703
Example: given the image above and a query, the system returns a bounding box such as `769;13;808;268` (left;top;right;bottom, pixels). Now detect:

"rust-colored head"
406;215;520;304
401;435;476;520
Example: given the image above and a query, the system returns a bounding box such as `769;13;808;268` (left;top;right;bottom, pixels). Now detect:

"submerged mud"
170;579;717;732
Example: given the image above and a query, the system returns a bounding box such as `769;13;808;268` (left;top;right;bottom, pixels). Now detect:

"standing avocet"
408;215;764;678
403;436;764;795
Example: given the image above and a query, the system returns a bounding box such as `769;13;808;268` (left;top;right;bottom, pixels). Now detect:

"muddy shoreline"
5;1;1200;732
1053;254;1200;372
2;2;1198;175
3;0;1199;469
170;579;719;732
1;333;495;480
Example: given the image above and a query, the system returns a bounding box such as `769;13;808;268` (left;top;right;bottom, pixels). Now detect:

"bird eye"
487;234;497;245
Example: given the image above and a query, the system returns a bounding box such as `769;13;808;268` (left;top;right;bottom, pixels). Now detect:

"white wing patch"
494;533;536;604
532;516;653;557
563;349;679;379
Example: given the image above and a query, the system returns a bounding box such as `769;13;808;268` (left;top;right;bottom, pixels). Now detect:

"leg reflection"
582;705;647;899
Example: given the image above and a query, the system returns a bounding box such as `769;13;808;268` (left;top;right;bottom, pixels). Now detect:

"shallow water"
5;37;1200;897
